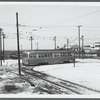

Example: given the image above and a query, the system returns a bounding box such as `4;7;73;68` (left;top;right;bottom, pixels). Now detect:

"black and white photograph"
0;2;100;97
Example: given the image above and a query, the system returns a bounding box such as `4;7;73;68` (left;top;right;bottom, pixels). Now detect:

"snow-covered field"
34;58;100;92
0;58;100;97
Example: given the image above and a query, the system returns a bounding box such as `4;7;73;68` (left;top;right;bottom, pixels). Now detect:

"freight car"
22;49;74;66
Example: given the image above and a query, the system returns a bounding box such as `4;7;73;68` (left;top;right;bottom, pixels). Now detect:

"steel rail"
22;68;81;94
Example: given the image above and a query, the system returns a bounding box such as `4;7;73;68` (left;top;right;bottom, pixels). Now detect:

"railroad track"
22;67;100;95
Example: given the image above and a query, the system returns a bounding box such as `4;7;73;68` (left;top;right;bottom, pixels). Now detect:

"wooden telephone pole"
37;42;38;50
16;12;21;75
0;28;2;66
30;36;34;50
82;35;84;59
78;25;82;59
67;39;69;49
2;34;5;62
54;36;56;49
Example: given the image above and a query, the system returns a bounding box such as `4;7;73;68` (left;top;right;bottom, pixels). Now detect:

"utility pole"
29;36;33;50
82;35;84;59
67;39;69;49
16;12;21;76
37;42;38;50
21;44;22;54
78;25;82;59
0;28;2;66
74;50;75;67
2;34;5;62
54;36;56;49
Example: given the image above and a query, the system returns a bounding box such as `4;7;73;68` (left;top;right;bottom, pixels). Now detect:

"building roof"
71;45;79;49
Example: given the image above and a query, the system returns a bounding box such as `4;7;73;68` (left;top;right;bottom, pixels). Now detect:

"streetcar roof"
23;49;73;54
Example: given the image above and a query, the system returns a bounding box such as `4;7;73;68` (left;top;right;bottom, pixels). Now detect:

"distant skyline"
0;2;100;50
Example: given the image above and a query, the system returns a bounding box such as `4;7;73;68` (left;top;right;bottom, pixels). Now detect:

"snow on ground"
0;58;100;96
0;60;38;95
34;58;100;92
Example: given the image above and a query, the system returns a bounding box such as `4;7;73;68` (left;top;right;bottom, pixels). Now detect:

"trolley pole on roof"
78;25;82;59
16;12;21;76
0;28;2;66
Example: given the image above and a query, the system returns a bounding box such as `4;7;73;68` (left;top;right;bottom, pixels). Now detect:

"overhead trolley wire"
49;9;100;26
83;25;100;29
0;23;15;27
21;6;60;24
69;38;78;44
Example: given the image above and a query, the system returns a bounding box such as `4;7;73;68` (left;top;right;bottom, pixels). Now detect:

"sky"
1;2;100;50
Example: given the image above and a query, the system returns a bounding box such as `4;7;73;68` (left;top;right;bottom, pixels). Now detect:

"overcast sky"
0;2;100;50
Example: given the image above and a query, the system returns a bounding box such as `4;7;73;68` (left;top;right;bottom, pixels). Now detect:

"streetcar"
22;49;74;66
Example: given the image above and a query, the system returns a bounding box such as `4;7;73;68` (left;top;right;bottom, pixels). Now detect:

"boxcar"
22;49;74;66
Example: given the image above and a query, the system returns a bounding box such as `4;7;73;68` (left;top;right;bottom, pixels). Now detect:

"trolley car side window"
23;54;28;58
60;53;69;57
68;53;72;56
38;53;52;58
53;53;60;57
38;54;42;58
29;54;37;58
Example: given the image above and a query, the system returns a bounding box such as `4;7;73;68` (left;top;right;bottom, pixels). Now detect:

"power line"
19;24;100;33
83;25;100;29
0;23;15;27
82;29;100;32
69;38;78;44
20;24;76;28
49;9;100;26
21;6;60;24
